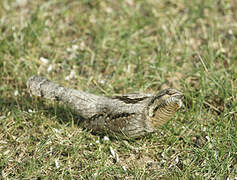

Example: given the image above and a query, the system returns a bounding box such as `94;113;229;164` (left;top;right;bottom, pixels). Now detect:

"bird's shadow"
0;93;84;126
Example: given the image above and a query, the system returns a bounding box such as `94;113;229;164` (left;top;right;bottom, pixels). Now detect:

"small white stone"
109;146;119;162
122;165;127;171
98;79;105;85
205;136;210;142
106;7;113;13
70;70;76;78
47;64;53;72
66;47;72;52
67;45;78;53
103;136;110;141
52;128;60;133
65;75;70;81
14;90;19;96
228;29;233;35
72;45;79;51
40;57;49;64
214;151;218;159
55;159;60;168
65;70;76;81
80;42;86;50
175;157;179;164
49;147;53;155
110;146;115;157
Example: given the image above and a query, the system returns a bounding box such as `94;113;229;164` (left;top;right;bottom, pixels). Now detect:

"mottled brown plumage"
27;76;183;138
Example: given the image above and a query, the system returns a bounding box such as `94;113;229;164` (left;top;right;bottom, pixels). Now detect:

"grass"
0;0;236;179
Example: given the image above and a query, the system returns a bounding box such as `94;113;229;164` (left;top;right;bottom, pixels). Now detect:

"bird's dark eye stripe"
148;94;165;106
153;106;159;115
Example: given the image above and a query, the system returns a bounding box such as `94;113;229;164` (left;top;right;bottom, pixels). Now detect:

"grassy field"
0;0;236;179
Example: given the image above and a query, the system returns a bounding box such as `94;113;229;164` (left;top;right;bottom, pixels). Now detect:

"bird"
27;76;184;138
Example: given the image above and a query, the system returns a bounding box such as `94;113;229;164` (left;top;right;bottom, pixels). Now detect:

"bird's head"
146;88;184;126
156;88;184;108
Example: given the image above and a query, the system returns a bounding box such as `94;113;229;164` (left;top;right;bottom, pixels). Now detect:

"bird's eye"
167;90;176;95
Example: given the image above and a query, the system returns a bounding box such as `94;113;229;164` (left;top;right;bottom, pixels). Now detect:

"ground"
0;0;236;179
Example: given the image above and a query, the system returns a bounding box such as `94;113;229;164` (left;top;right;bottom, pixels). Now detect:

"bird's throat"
149;102;180;128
